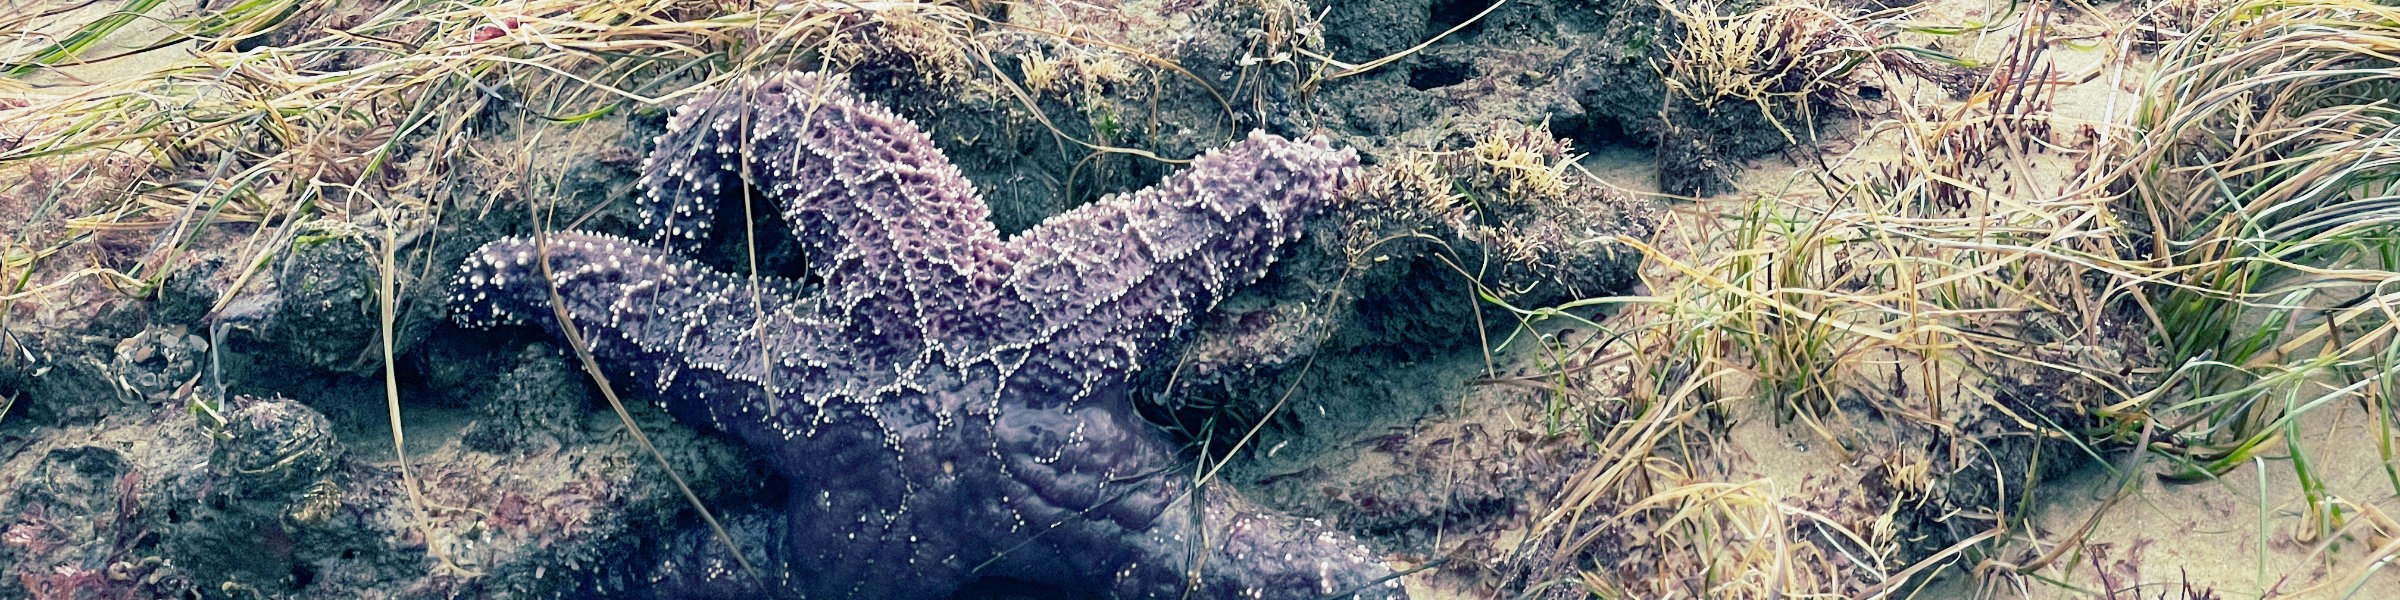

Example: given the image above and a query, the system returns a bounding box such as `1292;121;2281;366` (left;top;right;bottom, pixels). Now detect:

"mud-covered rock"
1143;121;1659;452
1311;0;1632;162
156;251;286;330
1635;0;1931;196
272;226;381;373
807;0;1330;236
0;379;753;600
1872;332;2129;563
1320;0;1436;62
1412;123;1659;303
1314;416;1593;546
459;344;587;454
1309;0;1933;198
1;420;207;599
155;255;233;328
0;297;148;425
1;153;162;426
110;324;209;404
209;397;343;500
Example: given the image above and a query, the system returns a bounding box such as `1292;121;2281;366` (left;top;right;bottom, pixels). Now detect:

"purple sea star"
451;72;1403;599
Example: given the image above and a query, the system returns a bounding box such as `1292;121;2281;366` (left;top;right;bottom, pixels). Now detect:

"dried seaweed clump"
1652;0;1922;196
1658;1;1879;118
1347;121;1659;307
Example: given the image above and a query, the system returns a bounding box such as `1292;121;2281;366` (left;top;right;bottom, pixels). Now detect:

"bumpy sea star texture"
452;72;1402;599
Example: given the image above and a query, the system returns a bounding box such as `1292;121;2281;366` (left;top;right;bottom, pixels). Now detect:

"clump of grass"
1511;0;2400;594
2097;0;2400;549
1349;121;1655;303
1510;0;2170;594
1648;0;1963;197
1657;0;1885;141
1327;122;1661;440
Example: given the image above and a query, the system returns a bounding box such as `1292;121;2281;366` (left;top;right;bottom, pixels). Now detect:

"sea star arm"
959;134;1384;597
970;390;1407;600
622;383;1404;600
641;72;1014;381
641;72;1362;396
988;131;1360;409
450;232;821;441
